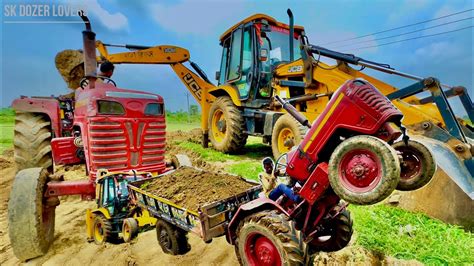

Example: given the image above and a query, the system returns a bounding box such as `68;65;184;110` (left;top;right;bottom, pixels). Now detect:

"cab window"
227;28;243;81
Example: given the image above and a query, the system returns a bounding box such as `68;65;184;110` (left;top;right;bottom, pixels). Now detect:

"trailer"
127;171;262;254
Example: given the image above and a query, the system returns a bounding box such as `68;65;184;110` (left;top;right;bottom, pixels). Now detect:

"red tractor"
226;79;436;264
7;15;169;262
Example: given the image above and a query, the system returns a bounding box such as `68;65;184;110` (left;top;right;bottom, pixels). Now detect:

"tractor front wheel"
393;140;436;191
8;168;58;262
208;96;247;153
122;218;139;243
272;114;307;159
328;135;400;205
235;210;305;266
155;220;190;255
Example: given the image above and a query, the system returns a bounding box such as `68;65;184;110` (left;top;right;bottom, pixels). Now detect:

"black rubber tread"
8;168;57;262
328;135;400;205
122;218;139;243
208;96;247;153
234;210;306;266
271;114;307;159
93;214;113;245
393;140;436;191
14;112;53;171
308;209;353;252
155;220;190;255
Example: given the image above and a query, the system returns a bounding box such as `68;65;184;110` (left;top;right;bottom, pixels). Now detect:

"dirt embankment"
142;166;254;211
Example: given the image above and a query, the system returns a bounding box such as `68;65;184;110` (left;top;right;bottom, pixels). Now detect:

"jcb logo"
288;65;303;73
164;47;176;53
183;73;202;100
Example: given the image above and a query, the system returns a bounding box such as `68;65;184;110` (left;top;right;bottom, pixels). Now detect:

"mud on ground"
142;166;254;211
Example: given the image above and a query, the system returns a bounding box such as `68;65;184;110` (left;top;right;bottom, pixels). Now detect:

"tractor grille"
89;118;166;173
355;86;398;115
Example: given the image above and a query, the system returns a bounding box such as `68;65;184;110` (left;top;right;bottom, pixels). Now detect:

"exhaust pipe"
79;11;97;87
287;9;294;62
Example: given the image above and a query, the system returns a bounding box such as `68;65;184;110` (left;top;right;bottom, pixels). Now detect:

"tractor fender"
208;85;242;107
12;97;61;137
226;197;290;244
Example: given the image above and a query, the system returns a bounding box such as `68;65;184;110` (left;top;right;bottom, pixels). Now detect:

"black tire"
392;140;436;191
328;135;400;205
235;210;305;266
14;112;53;172
8;168;58;262
93;214;113;245
155;220;190;255
271;114;307;159
122;218;139;243
208;96;247;153
308;209;353;253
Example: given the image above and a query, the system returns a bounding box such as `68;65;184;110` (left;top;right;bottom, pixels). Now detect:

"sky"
1;0;472;116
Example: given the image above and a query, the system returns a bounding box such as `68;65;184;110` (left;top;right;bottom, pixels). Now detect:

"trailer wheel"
272;114;307;159
208;96;247;153
235;210;305;266
14;112;53;172
308;209;353;253
8;168;58;262
328;135;400;205
155;220;190;255
122;218;139;243
392;140;436;191
93;214;113;245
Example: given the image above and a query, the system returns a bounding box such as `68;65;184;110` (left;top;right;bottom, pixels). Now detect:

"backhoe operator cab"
216;14;304;105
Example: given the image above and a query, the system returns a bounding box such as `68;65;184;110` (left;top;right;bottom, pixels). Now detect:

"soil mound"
55;49;84;89
141;166;255;211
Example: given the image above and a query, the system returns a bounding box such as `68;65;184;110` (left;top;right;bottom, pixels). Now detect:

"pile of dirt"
55;49;84;89
141;166;255;211
0;157;11;169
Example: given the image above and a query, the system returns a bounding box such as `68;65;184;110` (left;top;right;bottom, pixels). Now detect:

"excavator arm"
95;41;217;142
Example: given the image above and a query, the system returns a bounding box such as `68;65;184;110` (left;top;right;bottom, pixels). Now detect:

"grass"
350;204;474;265
0;108;14;153
226;161;261;181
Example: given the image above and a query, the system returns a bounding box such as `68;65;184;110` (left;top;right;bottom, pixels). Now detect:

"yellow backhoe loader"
60;9;473;229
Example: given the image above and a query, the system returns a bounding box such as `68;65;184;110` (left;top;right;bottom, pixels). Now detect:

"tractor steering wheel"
274;153;291;185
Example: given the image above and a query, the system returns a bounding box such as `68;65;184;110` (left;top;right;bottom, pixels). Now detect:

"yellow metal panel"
208;85;242;107
85;209;94;239
134;209;157;227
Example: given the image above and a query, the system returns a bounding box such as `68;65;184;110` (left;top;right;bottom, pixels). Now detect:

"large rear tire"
208;96;247;153
308;209;353;252
8;168;58;262
93;214;113;245
328;135;400;205
235;210;305;266
14;112;53;172
122;218;139;243
392;140;436;191
271;114;307;159
155;220;190;255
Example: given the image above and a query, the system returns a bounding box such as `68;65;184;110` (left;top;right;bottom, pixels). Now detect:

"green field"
1;107;473;265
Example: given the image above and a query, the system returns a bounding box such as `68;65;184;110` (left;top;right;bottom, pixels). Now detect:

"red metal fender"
226;197;290;245
12;97;61;137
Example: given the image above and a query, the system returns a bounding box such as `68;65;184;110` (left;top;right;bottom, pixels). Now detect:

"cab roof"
219;13;305;42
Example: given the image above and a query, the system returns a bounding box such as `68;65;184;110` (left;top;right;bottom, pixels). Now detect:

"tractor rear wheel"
155;220;190;255
392;140;436;191
93;214;113;245
308;209;353;253
14;112;53;172
328;135;400;205
208;96;247;153
272;114;307;159
235;210;305;266
122;218;139;243
8;168;58;262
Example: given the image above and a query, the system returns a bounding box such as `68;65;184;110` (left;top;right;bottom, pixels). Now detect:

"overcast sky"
1;0;472;116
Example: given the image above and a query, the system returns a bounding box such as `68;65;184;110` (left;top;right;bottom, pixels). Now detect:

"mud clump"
55;49;84;89
0;157;11;168
141;166;255;211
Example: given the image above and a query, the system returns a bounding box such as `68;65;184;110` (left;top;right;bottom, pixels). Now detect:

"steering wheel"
99;76;117;87
274;153;291;184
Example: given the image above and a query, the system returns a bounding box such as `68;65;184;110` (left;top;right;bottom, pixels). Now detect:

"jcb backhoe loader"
59;9;473;228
